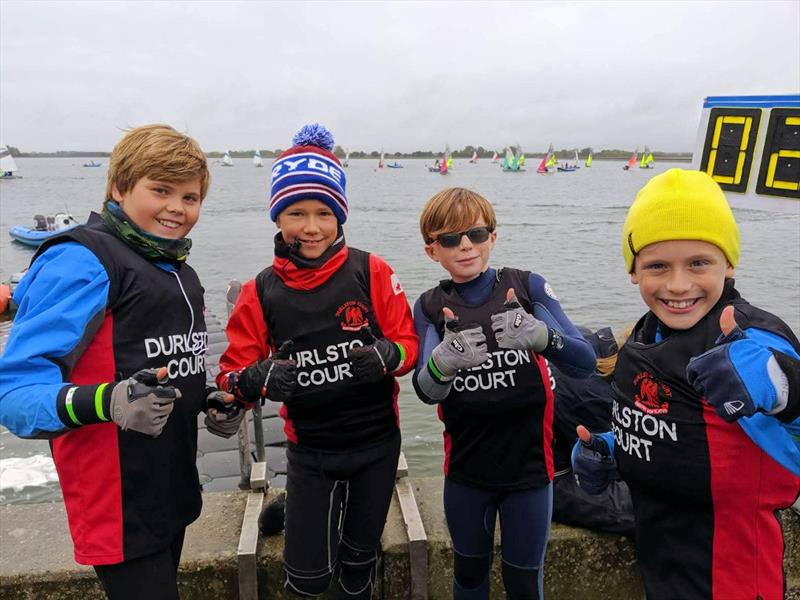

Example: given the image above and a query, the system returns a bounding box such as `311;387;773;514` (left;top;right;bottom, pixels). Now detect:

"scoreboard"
692;95;799;201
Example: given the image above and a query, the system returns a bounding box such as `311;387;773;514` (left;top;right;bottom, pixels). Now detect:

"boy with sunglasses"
412;187;595;599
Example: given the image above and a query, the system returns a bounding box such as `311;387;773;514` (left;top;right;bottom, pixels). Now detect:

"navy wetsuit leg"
93;529;185;600
498;483;552;600
444;478;497;600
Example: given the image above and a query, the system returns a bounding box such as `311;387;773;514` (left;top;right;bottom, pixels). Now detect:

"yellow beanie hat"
622;168;740;273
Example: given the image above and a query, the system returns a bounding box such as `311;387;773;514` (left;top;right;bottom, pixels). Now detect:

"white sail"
0;144;19;174
253;150;263;167
222;150;233;166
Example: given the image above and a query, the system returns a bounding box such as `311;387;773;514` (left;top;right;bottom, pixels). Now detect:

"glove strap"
392;342;406;373
56;383;113;428
428;357;454;383
260;362;276;404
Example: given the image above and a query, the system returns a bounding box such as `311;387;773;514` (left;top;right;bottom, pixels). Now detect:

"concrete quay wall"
2;479;798;599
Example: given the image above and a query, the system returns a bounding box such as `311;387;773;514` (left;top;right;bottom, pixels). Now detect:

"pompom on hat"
269;123;348;223
622;168;740;273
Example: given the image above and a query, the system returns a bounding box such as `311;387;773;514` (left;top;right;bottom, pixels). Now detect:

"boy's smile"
425;218;497;283
112;176;202;239
276;199;339;259
631;239;734;330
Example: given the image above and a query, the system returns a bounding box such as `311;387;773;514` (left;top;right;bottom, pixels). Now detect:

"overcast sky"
1;1;798;153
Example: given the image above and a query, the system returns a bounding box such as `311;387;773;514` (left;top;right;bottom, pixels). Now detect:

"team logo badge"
336;300;370;331
544;281;558;300
633;371;671;415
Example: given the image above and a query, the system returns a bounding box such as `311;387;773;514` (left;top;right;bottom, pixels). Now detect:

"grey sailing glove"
491;288;549;352
429;308;488;379
110;368;180;437
204;388;244;438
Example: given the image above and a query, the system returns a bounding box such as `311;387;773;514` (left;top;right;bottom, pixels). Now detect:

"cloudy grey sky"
1;1;798;153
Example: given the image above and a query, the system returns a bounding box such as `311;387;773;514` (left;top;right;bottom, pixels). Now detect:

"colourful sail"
378;149;385;169
585;148;593;168
469;151;478;163
491;151;499;163
625;148;639;170
538;144;554;173
640;146;655;169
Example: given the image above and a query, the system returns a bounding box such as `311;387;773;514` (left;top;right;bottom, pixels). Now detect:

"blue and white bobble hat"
269;124;348;223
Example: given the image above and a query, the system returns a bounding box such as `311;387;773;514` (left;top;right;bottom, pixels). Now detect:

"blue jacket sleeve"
411;298;451;404
0;243;110;437
733;327;800;476
526;273;595;378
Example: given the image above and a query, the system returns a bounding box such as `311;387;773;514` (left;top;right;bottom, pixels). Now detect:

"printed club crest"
633;371;671;415
336;300;370;331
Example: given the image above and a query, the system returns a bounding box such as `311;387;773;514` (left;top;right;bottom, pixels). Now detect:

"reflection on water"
2;157;798;503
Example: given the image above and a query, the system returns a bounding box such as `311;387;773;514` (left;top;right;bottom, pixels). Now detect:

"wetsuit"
613;280;800;599
0;214;208;599
217;233;418;599
413;267;595;599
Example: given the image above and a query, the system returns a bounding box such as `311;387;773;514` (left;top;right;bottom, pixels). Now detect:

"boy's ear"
110;183;121;203
725;263;734;278
630;271;639;285
424;244;440;263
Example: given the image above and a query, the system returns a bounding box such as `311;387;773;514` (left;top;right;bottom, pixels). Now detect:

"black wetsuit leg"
283;432;401;598
93;529;185;600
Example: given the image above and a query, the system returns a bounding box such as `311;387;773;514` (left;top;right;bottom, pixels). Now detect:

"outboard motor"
33;215;48;231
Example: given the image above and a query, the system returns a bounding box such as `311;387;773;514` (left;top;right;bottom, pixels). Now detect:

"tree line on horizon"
6;145;693;160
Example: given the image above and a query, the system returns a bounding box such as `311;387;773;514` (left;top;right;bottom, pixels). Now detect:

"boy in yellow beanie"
573;168;800;599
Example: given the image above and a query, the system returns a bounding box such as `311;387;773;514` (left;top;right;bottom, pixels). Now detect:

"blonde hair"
104;124;210;205
595;325;634;377
419;187;497;244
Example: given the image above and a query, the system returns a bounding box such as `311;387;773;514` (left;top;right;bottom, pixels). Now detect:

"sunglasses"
433;226;493;248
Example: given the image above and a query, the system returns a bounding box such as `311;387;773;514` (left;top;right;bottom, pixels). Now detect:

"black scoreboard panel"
755;108;800;199
699;108;761;193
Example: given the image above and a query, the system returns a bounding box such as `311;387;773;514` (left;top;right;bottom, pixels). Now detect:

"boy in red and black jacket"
217;124;418;599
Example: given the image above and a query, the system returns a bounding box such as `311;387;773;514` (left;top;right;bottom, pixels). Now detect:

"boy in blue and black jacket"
574;168;800;600
0;125;240;600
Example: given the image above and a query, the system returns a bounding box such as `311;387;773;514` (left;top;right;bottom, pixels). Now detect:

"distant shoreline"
12;152;693;162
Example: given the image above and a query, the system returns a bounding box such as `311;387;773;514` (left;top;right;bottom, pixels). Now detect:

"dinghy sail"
0;144;21;178
253;150;263;167
623;148;638;170
639;146;655;169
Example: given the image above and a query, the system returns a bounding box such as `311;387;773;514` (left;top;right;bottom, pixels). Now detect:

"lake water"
1;157;799;505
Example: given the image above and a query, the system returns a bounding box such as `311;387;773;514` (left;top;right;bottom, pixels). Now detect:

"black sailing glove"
235;341;298;404
348;326;402;383
203;388;243;438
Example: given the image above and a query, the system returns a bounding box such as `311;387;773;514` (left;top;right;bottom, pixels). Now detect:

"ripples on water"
1;157;798;502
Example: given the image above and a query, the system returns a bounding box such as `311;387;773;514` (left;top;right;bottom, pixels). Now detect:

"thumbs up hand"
234;340;298;405
570;425;618;495
347;325;402;383
429;307;488;380
490;288;549;352
687;306;788;422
